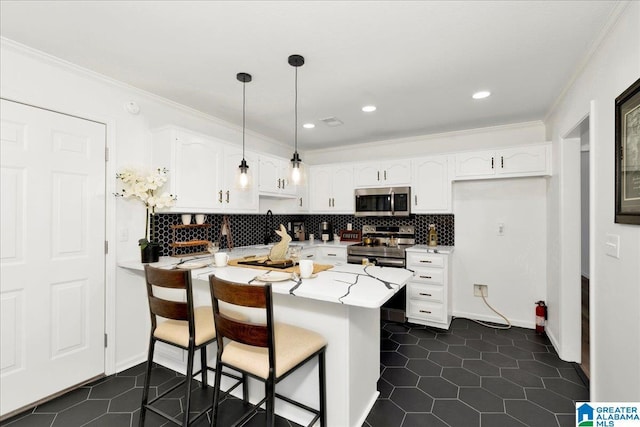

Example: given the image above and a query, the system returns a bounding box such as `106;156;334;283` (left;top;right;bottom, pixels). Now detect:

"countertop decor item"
269;224;292;261
115;167;176;263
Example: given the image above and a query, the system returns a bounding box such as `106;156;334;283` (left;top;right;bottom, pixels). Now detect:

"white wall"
544;1;640;401
0;39;291;372
452;178;547;328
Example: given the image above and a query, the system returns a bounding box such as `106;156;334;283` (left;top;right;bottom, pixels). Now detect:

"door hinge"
105;146;109;162
104;333;108;348
105;240;109;254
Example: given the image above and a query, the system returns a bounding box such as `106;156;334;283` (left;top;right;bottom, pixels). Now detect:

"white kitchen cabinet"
405;248;452;329
220;147;259;212
411;155;452;213
315;246;347;264
454;143;550;180
309;165;354;213
258;154;297;197
353;160;411;187
152;126;259;213
152;127;224;212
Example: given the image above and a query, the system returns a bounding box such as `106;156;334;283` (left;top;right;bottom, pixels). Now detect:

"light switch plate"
605;233;620;258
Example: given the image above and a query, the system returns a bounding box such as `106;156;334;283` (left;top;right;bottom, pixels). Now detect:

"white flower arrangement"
115;167;176;247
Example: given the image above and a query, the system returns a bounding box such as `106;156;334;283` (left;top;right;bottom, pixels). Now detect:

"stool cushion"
221;322;327;379
154;307;245;347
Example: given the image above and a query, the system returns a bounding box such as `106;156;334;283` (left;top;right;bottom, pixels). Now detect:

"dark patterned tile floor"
364;319;589;427
1;318;588;427
0;363;301;427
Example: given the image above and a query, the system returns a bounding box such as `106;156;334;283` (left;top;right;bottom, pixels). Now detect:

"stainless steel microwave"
354;186;411;217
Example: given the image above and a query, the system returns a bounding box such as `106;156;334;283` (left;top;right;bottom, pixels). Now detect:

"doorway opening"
579;124;590;378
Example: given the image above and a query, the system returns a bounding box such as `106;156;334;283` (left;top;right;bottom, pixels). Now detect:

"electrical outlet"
474;284;488;297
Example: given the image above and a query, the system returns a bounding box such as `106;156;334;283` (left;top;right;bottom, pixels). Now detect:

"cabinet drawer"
411;269;444;285
407;299;445;322
406;252;445;268
408;283;443;302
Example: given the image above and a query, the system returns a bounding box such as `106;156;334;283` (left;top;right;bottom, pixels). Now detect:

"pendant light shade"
289;54;305;185
237;72;252;189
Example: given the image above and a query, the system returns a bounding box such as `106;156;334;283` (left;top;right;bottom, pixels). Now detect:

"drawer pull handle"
419;275;432;279
419;293;432;297
420;260;433;263
328;253;337;256
419;310;432;314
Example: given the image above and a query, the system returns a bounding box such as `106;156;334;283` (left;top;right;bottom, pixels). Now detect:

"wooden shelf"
170;223;212;257
170;223;212;229
170;240;210;248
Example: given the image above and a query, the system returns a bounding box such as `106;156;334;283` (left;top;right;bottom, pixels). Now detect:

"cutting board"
229;257;333;274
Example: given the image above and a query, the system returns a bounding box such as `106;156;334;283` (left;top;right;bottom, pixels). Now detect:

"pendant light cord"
242;80;246;160
294;65;298;155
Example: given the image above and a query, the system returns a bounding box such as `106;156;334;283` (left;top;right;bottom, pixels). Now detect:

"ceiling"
0;1;620;150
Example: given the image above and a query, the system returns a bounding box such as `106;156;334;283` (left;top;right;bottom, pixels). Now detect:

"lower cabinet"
405;249;452;329
315;246;347;264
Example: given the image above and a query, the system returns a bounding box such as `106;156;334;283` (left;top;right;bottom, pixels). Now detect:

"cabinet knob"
491;157;495;169
226;190;230;203
377;171;380;181
420;260;433;263
415;195;418;205
419;276;432;279
218;190;223;203
419;310;432;314
278;178;281;189
384;170;387;180
419;293;432;297
501;156;504;168
299;197;302;207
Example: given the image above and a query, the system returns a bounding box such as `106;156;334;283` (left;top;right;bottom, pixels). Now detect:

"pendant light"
288;54;305;185
237;72;251;189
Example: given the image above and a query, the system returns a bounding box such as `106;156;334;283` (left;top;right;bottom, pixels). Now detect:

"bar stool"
139;265;245;427
208;275;327;427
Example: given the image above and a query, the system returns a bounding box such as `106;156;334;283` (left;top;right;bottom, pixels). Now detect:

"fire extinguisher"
535;301;547;334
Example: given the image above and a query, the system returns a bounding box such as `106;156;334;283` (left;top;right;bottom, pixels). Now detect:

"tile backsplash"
152;213;454;256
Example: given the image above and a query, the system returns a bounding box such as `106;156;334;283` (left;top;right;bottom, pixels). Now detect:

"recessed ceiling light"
362;105;377;112
472;91;491;99
303;123;315;129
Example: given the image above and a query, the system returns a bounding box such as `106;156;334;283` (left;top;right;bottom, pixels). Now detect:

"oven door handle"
390;190;395;216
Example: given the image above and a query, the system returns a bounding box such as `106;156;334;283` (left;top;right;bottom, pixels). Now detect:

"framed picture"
615;77;640;225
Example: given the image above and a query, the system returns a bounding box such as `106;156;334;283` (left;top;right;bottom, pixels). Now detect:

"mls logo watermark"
576;402;640;426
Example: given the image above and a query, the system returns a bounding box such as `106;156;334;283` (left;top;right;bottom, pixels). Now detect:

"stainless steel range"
347;225;415;268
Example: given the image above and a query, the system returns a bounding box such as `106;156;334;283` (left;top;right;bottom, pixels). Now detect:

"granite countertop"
405;245;454;254
119;245;412;308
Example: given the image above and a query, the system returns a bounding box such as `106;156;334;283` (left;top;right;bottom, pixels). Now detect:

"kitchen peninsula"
120;246;413;427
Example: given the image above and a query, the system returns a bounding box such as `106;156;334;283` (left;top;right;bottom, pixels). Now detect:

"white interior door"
0;99;106;416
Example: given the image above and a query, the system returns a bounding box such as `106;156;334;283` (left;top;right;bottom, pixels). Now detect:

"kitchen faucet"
264;210;274;245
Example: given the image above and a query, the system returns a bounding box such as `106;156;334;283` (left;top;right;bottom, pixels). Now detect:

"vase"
141;242;160;263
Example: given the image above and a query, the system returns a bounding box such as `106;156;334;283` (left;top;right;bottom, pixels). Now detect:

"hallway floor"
1;319;588;427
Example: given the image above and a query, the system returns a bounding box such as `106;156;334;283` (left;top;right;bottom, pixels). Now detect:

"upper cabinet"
221;147;259;212
309;164;354;213
411;155;452;213
353;160;411;187
151;126;258;213
258;154;297;197
454;143;551;180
